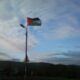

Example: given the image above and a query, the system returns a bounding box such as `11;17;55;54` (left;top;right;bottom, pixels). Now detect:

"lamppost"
20;17;41;79
20;24;29;80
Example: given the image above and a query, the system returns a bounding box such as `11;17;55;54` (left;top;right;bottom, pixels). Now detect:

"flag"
27;17;41;26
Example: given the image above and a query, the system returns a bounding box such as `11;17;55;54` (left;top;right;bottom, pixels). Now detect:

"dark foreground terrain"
0;60;80;80
0;76;80;80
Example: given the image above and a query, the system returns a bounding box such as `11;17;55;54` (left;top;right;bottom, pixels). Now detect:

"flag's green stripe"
31;19;41;26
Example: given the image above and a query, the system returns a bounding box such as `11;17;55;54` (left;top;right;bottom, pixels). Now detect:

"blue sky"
0;0;80;65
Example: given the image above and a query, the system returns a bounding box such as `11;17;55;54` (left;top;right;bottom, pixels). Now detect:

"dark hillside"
0;60;80;79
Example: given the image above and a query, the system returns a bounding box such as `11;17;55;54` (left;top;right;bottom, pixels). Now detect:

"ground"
0;76;79;80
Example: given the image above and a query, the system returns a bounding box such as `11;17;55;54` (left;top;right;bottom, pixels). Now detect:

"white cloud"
0;0;55;60
0;0;40;59
0;52;12;60
53;25;80;39
0;0;80;61
43;24;80;40
0;55;11;60
41;51;80;65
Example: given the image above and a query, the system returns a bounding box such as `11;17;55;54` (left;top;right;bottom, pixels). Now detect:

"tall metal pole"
24;27;28;80
25;27;29;62
20;24;29;79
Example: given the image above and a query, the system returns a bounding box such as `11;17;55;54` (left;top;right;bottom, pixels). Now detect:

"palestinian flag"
27;17;41;26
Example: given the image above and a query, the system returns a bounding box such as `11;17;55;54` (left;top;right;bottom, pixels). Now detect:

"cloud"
0;0;39;56
52;25;80;39
62;51;80;59
0;28;38;52
43;24;80;40
39;51;80;65
74;46;80;49
0;0;80;61
43;57;80;65
0;0;57;59
0;52;12;60
35;0;80;40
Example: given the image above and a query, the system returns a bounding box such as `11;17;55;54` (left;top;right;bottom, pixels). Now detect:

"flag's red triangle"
27;17;32;26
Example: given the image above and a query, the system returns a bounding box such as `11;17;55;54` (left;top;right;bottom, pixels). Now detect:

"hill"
0;60;80;79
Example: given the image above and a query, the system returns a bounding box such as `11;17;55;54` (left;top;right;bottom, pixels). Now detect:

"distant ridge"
0;60;80;79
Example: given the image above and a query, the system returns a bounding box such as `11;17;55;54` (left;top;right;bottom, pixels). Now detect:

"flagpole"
20;17;41;80
24;26;28;80
20;24;28;79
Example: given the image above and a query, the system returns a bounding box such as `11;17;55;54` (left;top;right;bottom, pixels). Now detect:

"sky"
0;0;80;65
